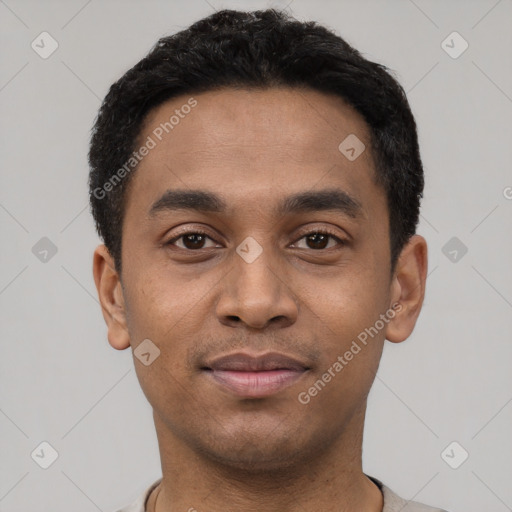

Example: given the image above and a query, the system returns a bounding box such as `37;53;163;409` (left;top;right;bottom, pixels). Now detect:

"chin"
191;419;321;474
203;442;305;474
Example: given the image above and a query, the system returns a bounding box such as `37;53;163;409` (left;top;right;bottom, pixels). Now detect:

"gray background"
1;0;511;511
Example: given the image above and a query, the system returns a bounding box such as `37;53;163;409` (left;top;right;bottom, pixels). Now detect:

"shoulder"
368;475;449;512
112;478;162;512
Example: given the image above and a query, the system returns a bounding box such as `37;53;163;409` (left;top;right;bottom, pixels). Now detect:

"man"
89;8;448;512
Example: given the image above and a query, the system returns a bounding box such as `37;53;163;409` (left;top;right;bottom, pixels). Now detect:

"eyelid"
165;225;348;251
166;227;219;247
290;227;348;248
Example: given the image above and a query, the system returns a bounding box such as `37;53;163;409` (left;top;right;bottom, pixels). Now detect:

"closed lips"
202;352;310;398
203;352;309;372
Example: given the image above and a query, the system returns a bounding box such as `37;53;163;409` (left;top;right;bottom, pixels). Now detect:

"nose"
215;247;299;330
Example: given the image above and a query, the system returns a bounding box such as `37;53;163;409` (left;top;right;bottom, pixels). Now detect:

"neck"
151;404;382;512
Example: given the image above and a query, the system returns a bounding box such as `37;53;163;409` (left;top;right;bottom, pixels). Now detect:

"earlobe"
92;244;131;350
385;235;428;344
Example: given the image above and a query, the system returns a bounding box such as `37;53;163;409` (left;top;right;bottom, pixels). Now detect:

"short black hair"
88;8;424;274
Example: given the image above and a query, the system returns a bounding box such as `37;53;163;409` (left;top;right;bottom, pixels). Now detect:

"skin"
93;87;427;512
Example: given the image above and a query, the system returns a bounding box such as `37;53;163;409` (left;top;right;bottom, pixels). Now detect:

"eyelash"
166;228;347;251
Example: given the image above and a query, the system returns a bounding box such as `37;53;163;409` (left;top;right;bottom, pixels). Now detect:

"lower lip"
206;369;306;398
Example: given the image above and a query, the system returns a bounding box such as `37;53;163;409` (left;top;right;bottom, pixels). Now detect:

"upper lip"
203;351;309;372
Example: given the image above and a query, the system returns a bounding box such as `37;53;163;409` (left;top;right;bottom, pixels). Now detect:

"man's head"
89;8;424;275
91;9;427;474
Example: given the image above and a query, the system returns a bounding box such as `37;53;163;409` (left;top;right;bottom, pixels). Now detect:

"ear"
385;235;428;344
92;244;131;350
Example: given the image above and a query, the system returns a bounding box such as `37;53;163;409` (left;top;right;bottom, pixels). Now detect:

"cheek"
124;272;197;413
294;262;389;402
296;287;386;420
299;262;390;340
122;264;217;401
123;263;209;341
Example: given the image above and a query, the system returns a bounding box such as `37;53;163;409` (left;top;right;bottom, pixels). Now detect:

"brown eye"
293;231;345;250
167;232;218;250
182;233;207;249
306;233;329;249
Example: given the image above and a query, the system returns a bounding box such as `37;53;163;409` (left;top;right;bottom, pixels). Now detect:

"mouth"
201;351;310;399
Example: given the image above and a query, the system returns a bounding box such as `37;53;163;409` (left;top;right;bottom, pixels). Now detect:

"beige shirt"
114;475;448;511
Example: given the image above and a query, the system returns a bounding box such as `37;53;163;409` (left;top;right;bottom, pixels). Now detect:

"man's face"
115;87;396;469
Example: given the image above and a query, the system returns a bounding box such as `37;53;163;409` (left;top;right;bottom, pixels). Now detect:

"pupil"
185;234;205;249
308;233;328;249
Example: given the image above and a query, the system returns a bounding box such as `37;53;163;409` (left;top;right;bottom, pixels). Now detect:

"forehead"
126;87;379;217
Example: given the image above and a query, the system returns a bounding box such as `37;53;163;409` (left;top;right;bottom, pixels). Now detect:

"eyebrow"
149;188;363;219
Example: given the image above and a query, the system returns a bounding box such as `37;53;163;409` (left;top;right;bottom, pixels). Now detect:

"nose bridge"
215;236;298;329
235;241;280;299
